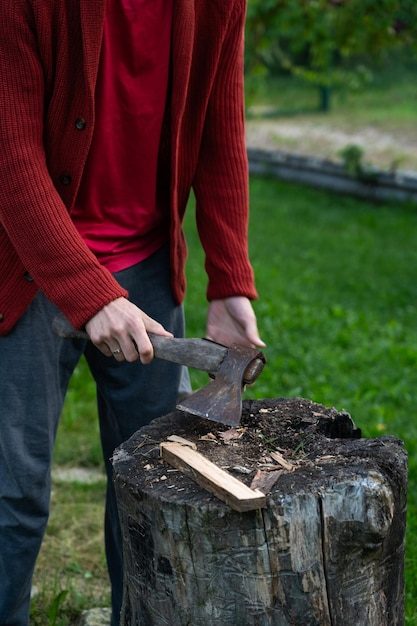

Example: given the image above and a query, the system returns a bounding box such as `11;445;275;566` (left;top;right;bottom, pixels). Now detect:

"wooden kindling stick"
160;441;266;512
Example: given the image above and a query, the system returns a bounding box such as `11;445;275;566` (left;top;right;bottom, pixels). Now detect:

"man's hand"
85;297;172;363
206;297;265;348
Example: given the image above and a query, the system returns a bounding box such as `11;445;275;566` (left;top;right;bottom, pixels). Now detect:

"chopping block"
112;397;407;626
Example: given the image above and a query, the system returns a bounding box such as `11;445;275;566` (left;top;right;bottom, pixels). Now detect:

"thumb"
224;296;266;348
243;319;266;348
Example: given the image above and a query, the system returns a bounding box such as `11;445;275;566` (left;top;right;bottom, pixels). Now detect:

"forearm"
193;0;257;301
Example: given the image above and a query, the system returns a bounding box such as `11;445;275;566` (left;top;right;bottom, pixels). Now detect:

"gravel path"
52;466;105;484
246;119;417;172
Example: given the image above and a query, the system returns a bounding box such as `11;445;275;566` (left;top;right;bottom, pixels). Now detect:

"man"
0;1;264;624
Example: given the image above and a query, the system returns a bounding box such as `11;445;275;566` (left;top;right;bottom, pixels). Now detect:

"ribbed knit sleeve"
0;1;127;329
192;0;257;302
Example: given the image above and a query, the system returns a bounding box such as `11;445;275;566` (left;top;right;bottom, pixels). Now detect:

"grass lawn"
31;481;108;626
35;176;417;624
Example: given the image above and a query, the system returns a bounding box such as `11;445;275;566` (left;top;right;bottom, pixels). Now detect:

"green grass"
32;481;108;626
247;61;417;131
46;176;417;623
54;365;102;467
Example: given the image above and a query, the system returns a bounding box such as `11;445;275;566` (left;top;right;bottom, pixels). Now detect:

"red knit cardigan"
0;0;257;335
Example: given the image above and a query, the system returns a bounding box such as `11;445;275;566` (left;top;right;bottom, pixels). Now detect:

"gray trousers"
0;245;189;626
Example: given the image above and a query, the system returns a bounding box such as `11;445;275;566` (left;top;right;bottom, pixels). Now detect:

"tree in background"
245;0;417;110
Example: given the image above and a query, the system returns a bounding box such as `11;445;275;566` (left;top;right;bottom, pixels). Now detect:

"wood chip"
270;450;294;471
232;465;252;475
199;433;218;443
166;435;197;450
250;469;283;493
219;427;247;442
144;464;153;470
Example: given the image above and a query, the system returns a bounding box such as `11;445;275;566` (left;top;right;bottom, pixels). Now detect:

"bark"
113;398;407;626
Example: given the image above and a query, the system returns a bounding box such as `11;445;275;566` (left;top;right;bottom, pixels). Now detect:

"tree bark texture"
112;398;407;626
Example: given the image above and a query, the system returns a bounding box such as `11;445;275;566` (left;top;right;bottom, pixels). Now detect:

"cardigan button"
75;117;87;131
23;271;34;282
0;313;4;322
59;173;72;186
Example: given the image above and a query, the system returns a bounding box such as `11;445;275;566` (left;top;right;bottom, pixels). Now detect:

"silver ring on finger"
112;348;122;355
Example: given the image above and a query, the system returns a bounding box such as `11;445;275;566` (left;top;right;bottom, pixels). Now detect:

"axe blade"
176;344;265;427
177;377;242;427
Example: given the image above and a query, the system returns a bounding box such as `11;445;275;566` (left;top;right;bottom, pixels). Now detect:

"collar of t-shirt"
72;0;173;273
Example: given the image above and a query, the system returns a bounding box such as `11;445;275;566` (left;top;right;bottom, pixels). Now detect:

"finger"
207;321;265;349
129;331;154;364
108;343;126;362
110;321;151;363
206;327;249;347
96;342;114;358
240;319;266;348
143;315;173;337
243;327;266;348
107;323;144;363
130;315;173;364
125;319;155;364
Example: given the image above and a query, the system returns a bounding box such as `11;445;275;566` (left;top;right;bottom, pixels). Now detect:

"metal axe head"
176;345;266;427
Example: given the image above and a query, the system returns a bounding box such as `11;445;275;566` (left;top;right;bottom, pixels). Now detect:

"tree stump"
112;398;407;626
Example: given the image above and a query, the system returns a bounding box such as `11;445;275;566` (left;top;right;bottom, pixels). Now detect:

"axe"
52;316;265;427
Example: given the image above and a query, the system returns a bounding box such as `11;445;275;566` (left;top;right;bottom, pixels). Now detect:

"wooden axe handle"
52;316;264;383
148;334;227;373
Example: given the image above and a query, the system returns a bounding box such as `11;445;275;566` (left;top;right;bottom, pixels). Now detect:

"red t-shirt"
72;0;173;273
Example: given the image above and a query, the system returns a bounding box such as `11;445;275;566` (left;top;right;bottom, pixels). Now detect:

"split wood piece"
160;441;266;512
166;435;197;450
